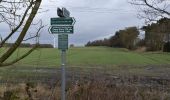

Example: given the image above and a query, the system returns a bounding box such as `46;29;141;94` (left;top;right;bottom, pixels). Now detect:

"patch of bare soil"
135;47;146;52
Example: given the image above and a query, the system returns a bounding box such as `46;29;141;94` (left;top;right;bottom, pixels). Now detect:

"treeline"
86;18;170;52
142;18;170;52
3;43;53;48
86;27;139;50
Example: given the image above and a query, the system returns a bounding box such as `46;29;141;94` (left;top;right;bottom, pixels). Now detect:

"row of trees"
131;0;170;52
86;27;139;50
87;0;170;52
86;18;170;52
142;18;170;51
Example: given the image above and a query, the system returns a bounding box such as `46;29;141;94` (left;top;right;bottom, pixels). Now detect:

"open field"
0;47;170;99
3;46;170;66
0;47;170;79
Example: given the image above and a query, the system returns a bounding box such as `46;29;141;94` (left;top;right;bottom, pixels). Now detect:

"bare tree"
130;0;170;23
0;0;43;67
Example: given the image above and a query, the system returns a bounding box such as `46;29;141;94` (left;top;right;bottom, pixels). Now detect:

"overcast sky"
2;0;145;46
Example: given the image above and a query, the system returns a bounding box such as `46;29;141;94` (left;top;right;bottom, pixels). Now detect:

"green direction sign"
51;17;75;25
58;34;68;50
50;26;73;34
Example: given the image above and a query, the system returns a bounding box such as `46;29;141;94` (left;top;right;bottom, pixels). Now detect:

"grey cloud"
1;0;144;46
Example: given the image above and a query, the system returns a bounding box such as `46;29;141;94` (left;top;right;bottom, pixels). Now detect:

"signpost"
49;7;75;100
49;26;73;34
62;7;70;18
51;17;75;25
58;34;68;50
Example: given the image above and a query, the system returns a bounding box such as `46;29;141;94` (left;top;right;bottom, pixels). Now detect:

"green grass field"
4;46;170;67
0;46;170;81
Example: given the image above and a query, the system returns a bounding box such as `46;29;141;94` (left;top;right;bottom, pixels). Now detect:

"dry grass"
0;71;170;100
0;78;169;100
66;81;170;100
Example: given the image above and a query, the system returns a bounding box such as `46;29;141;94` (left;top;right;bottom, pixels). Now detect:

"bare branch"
23;23;45;42
143;0;170;16
130;0;170;23
0;44;39;67
0;0;42;64
0;0;34;47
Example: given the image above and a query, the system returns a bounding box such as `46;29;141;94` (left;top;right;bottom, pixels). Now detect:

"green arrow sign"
58;34;68;50
49;26;73;34
51;17;75;25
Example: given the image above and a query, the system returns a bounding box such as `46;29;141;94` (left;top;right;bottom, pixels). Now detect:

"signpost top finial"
57;7;70;18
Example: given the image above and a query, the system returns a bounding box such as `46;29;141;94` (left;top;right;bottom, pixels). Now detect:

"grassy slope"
0;47;170;81
3;46;170;67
